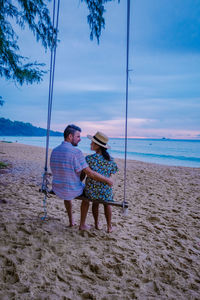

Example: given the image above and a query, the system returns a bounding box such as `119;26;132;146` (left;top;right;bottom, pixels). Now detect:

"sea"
1;136;200;168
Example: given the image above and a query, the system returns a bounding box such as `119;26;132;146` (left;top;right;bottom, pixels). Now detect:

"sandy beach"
0;142;200;299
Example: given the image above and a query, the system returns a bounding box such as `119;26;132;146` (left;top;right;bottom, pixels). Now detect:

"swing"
40;0;131;219
76;195;128;209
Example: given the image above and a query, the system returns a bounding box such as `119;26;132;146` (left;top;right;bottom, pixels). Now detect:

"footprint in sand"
0;255;19;284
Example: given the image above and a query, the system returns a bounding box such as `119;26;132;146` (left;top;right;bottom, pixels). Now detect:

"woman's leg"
92;203;100;229
104;204;112;233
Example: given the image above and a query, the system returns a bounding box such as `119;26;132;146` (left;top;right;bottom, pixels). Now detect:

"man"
50;124;113;230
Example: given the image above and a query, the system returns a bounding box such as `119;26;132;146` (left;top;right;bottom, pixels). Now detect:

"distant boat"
162;137;170;140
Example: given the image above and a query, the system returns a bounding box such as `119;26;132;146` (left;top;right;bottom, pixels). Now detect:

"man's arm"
83;167;113;187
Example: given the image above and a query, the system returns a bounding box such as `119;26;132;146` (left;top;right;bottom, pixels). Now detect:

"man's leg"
64;200;75;227
79;200;90;230
104;204;112;233
92;203;100;230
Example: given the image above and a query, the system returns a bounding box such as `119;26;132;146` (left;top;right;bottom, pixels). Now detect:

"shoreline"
0;142;200;299
1;141;199;170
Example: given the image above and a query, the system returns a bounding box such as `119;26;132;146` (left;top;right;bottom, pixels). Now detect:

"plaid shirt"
50;141;88;200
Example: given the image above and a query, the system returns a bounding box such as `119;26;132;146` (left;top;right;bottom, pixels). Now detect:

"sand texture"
0;142;200;300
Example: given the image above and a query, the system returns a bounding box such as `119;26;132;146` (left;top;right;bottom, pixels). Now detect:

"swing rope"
41;0;60;220
44;0;60;173
122;0;131;213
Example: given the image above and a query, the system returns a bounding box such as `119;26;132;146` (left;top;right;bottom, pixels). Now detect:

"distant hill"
0;118;63;136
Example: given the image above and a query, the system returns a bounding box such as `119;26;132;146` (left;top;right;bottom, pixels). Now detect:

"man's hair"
64;124;81;139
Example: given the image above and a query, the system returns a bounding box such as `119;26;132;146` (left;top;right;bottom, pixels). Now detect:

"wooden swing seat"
76;194;128;208
47;189;128;208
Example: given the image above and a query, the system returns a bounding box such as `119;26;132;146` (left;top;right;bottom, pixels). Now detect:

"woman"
84;131;118;233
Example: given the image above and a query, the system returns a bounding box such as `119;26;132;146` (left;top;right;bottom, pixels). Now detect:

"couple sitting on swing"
50;124;118;233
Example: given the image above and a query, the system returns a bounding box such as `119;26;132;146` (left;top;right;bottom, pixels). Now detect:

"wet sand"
0;142;200;299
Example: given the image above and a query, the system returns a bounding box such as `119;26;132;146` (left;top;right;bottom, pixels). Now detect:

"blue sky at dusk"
0;0;200;139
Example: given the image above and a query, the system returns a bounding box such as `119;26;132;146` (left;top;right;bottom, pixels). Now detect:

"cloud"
54;80;117;92
50;118;155;137
129;128;200;139
47;118;200;139
132;0;200;53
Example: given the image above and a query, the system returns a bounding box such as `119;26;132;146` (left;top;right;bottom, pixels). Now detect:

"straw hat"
87;131;111;149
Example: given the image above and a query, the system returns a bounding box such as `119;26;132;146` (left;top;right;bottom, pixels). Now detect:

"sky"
0;0;200;139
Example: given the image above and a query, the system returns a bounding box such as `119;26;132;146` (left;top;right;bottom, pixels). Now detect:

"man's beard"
72;140;78;147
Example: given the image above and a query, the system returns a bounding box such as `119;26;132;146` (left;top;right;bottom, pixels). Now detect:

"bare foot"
107;226;113;233
68;222;77;227
95;223;101;230
79;224;91;231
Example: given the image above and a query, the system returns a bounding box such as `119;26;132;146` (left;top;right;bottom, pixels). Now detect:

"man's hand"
106;177;113;187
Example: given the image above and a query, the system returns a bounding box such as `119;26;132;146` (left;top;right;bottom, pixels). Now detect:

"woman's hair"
100;146;111;161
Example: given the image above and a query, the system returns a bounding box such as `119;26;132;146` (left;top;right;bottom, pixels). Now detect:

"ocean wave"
110;149;200;163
